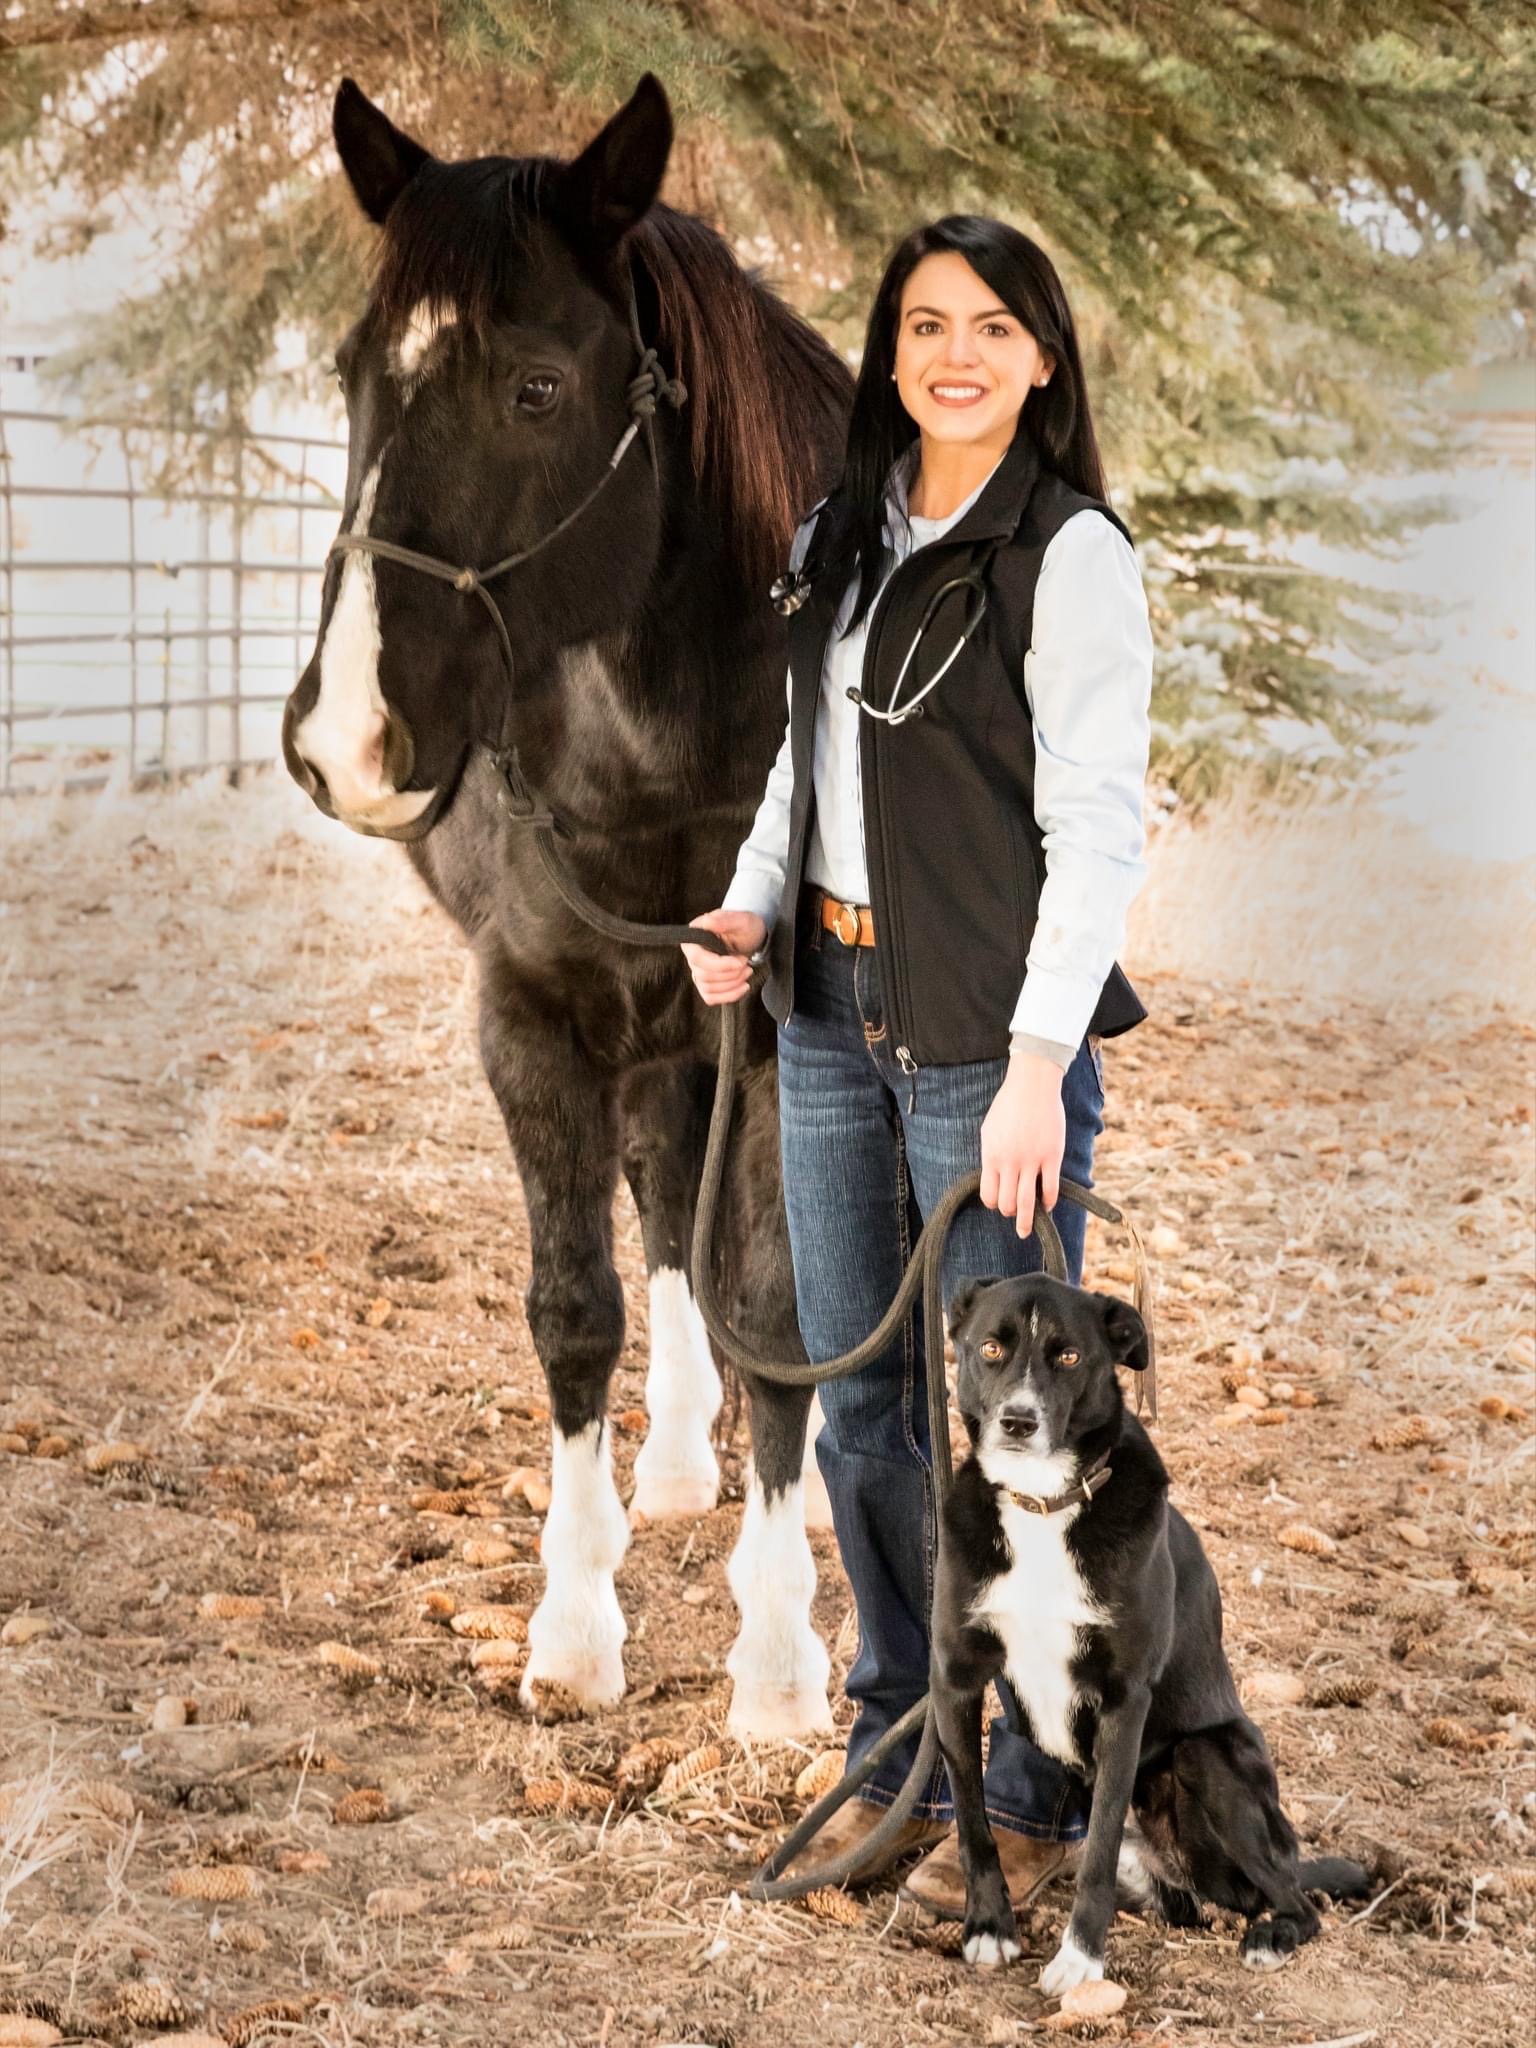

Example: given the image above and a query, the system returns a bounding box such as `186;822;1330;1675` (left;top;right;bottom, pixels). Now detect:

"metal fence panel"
0;408;345;794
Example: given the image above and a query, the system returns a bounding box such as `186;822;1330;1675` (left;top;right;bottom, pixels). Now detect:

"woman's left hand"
980;1051;1066;1239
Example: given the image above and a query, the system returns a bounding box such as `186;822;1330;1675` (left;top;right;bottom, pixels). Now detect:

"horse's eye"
979;1339;1005;1363
1056;1348;1080;1369
516;372;562;413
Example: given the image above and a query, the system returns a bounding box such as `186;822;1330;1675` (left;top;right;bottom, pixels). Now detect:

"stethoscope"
769;538;1001;727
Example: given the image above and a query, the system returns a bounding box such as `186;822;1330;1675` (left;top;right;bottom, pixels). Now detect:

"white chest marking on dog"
521;1420;630;1710
725;1470;833;1740
630;1266;722;1520
969;1441;1106;1768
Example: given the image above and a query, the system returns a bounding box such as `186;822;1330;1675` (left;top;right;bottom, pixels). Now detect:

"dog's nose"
999;1407;1040;1441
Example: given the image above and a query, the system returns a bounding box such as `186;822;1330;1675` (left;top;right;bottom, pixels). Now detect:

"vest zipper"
854;542;947;1112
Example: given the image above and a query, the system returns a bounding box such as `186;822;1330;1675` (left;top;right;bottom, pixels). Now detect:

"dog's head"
947;1273;1149;1484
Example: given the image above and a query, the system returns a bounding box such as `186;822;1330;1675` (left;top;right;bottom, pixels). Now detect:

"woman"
682;215;1154;1920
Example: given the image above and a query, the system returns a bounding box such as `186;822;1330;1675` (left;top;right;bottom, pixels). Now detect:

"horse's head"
283;74;678;838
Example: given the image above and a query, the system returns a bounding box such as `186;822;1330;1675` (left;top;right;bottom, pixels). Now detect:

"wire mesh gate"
0;408;346;795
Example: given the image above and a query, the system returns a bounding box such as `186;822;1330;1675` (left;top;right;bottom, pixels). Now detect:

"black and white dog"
932;1273;1367;1989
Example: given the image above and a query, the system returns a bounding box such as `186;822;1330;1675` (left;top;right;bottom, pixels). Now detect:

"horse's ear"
558;72;673;249
334;78;431;225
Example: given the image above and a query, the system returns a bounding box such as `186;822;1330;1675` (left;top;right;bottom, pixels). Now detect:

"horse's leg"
727;1374;833;1738
619;1060;722;1520
801;1391;834;1532
715;1059;833;1738
479;978;629;1710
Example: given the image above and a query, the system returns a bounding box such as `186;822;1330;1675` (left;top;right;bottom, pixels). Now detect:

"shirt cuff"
1010;969;1105;1052
1009;1029;1076;1072
720;869;784;931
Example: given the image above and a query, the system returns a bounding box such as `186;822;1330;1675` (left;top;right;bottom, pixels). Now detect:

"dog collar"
1004;1450;1112;1518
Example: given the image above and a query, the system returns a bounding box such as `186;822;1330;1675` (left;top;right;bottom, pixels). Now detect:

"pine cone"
168;1865;257;1901
450;1605;529;1641
115;1980;188;2027
1278;1523;1337;1557
657;1744;723;1797
802;1886;861;1927
197;1593;264;1620
1308;1675;1377;1708
315;1640;380;1676
794;1751;846;1803
461;1920;534;1951
614;1736;687;1798
330;1787;389;1825
224;2002;310;2048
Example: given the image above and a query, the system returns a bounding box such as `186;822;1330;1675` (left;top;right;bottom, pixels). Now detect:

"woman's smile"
929;381;990;406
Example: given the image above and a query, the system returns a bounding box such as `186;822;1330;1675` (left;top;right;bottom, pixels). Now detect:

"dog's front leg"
933;1663;1018;1968
1040;1685;1151;1996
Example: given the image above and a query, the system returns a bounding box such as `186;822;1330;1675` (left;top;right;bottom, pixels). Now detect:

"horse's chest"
969;1507;1103;1769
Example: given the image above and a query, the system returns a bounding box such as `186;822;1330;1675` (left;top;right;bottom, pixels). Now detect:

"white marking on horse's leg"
629;1267;722;1520
520;1420;629;1711
801;1391;834;1532
725;1467;833;1740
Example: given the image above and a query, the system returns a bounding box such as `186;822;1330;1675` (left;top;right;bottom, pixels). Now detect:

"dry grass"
1129;772;1536;1016
0;773;1533;2047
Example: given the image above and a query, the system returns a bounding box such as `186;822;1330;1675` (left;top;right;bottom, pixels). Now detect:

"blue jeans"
776;898;1103;1839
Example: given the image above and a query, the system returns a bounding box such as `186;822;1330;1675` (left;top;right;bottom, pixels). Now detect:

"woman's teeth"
930;384;986;403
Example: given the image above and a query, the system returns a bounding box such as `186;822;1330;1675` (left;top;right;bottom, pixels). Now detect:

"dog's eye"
978;1339;1005;1362
1056;1348;1080;1369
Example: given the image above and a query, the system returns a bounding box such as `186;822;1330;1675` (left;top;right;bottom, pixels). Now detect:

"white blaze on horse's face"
394;298;456;386
295;456;435;836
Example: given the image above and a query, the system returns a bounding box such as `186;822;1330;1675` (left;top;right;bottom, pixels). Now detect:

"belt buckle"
834;901;861;946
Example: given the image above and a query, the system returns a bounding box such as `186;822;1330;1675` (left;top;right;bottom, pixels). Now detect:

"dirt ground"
1;779;1533;2048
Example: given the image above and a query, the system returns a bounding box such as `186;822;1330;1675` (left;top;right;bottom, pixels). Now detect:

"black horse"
282;74;853;1736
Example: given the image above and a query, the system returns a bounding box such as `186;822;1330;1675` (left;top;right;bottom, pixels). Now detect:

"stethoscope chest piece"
769;568;812;616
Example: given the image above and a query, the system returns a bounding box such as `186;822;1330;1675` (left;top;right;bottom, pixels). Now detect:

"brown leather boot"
776;1796;949;1885
900;1827;1079;1921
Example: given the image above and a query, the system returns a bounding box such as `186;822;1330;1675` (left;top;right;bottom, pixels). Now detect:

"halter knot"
453;568;479;594
627;347;688;421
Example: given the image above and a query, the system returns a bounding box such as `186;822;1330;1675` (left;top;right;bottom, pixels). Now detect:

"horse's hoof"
727;1681;836;1743
519;1651;625;1713
628;1472;719;1521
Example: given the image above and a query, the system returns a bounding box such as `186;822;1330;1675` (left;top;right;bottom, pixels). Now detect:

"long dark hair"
820;215;1110;635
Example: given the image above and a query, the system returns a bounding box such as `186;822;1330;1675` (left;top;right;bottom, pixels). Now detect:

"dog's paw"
962;1922;1021;1969
1240;1914;1302;1971
1039;1932;1103;1996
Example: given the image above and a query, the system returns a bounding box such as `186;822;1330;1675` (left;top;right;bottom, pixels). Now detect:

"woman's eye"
979;1339;1004;1362
1057;1349;1080;1369
516;373;562;413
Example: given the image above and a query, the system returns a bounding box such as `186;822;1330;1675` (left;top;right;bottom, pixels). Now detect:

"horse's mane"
373;156;853;589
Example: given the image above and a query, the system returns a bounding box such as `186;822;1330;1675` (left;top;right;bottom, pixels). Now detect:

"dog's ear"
948;1274;1004;1341
1096;1293;1150;1373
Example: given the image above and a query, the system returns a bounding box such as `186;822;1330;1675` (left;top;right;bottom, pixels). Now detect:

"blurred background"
1;0;1533;1002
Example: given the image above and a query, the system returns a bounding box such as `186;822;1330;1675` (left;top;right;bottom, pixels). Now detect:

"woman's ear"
1096;1293;1149;1373
947;1275;1004;1343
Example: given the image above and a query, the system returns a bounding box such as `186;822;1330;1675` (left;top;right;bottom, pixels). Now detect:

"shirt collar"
883;425;1042;548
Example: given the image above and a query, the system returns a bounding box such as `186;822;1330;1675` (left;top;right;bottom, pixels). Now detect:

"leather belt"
817;890;876;946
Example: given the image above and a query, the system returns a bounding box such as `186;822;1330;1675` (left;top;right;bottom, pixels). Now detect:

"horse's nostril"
1000;1409;1039;1440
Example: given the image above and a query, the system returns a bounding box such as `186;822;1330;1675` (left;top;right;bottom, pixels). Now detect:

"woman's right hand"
681;908;767;1005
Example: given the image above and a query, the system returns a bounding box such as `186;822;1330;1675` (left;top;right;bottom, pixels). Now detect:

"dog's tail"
1297;1855;1370;1899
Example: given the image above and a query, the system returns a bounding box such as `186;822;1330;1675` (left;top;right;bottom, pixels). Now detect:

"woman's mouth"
927;382;989;407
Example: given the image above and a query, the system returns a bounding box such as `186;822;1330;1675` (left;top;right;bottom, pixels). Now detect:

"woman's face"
893;251;1053;447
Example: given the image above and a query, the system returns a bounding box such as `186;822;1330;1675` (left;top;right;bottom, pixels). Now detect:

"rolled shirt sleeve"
720;505;823;933
1009;509;1154;1049
720;684;794;930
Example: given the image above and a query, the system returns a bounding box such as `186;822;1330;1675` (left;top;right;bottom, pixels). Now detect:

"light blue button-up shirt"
723;445;1154;1068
